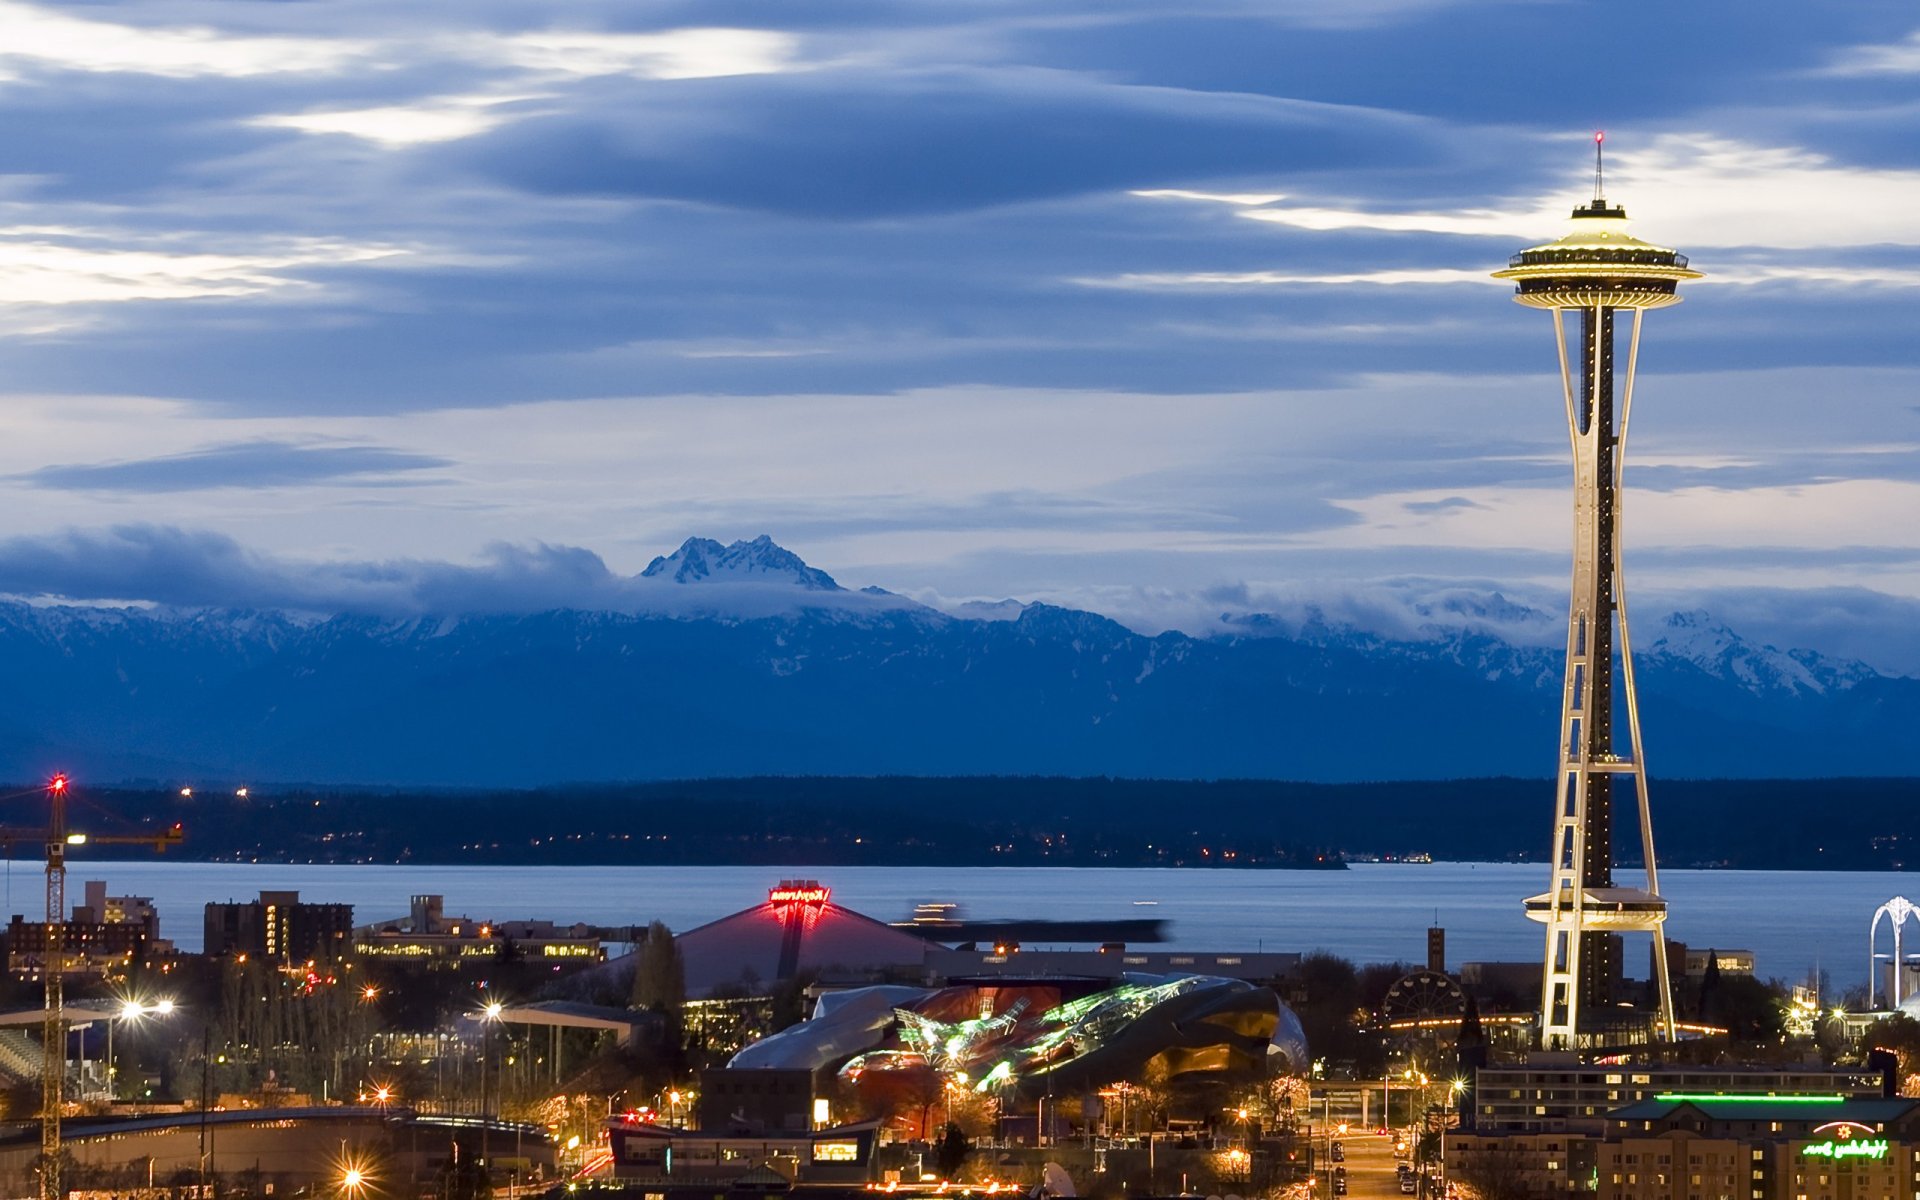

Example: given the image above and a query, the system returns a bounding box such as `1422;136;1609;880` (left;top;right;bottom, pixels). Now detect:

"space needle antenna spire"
1593;131;1606;203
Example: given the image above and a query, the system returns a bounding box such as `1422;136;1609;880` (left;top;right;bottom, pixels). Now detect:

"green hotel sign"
1804;1139;1890;1161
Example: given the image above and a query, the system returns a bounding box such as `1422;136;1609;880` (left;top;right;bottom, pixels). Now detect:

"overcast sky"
0;0;1916;665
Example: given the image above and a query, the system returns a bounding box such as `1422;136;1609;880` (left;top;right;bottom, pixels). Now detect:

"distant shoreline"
41;852;1920;874
14;775;1916;873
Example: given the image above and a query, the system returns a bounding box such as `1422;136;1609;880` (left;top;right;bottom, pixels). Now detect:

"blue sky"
0;0;1917;668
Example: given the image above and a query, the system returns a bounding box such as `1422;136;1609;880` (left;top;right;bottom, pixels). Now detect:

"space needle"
1494;135;1701;1049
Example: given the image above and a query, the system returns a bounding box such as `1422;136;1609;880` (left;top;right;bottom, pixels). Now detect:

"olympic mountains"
0;536;1912;787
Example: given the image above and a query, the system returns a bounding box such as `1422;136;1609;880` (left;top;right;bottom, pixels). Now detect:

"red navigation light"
49;774;68;794
1595;130;1605;143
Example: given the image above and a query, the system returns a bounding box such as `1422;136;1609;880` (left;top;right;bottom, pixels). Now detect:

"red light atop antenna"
1595;131;1605;143
49;774;68;794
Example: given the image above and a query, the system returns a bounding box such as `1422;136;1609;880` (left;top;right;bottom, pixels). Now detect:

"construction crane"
0;775;183;1200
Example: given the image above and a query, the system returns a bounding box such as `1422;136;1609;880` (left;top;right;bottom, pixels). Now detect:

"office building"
205;890;354;962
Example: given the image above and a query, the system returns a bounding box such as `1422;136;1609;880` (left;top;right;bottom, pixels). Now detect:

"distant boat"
1133;900;1159;906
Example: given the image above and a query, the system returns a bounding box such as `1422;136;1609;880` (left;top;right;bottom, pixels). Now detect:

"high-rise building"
1493;138;1701;1048
204;890;354;962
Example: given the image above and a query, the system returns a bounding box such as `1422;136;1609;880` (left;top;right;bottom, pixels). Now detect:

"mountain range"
0;535;1912;786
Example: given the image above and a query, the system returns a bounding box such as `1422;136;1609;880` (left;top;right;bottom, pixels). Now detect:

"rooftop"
1609;1095;1917;1123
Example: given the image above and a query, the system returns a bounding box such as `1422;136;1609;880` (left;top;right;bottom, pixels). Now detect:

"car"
1399;1177;1417;1194
1331;1175;1347;1196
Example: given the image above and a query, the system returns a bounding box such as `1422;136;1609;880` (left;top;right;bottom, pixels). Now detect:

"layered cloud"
20;440;451;492
0;0;1910;658
0;1;370;78
0;524;919;619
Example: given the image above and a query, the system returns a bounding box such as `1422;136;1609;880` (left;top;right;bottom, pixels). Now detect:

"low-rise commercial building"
1474;1057;1886;1133
353;894;603;964
5;880;171;979
607;1115;879;1184
1450;1093;1920;1200
1447;1131;1597;1197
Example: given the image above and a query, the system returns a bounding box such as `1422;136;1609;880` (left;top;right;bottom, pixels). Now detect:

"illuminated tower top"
1494;138;1700;310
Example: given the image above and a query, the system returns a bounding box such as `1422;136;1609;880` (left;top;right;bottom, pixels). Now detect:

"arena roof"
677;880;930;998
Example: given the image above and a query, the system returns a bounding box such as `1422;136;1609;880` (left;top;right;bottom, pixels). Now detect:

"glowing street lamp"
476;998;509;1182
107;998;178;1104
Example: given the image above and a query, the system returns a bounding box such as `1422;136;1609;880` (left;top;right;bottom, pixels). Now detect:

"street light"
477;999;507;1191
1440;1078;1466;1193
1222;1147;1250;1185
108;998;178;1105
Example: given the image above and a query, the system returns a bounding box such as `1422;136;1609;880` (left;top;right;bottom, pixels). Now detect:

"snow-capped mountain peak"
1644;609;1871;696
639;535;841;591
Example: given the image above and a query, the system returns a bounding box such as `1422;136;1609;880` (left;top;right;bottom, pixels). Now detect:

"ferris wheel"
1382;969;1467;1026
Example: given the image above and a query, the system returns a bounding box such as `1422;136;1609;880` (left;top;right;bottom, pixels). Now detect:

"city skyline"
0;3;1915;671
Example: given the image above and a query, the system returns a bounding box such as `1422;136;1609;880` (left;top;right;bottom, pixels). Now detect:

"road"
1309;1127;1412;1200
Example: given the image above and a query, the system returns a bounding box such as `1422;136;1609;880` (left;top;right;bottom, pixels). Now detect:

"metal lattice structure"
1495;138;1700;1049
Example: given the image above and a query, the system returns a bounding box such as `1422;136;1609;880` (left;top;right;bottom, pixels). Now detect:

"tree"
436;1154;493;1200
770;969;819;1032
1716;976;1785;1044
631;922;685;1013
1454;1143;1533;1200
934;1122;972;1178
1697;948;1723;1024
1863;1012;1920;1094
1287;952;1375;1074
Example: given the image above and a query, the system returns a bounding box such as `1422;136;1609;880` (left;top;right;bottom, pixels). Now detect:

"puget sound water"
22;859;1907;989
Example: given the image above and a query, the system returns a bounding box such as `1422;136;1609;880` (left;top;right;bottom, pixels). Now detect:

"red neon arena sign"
769;882;831;906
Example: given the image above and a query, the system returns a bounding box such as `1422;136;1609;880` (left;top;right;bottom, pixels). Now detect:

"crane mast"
1;775;183;1200
40;777;65;1198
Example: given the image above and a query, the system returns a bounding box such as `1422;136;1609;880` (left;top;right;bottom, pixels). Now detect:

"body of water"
23;860;1905;989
